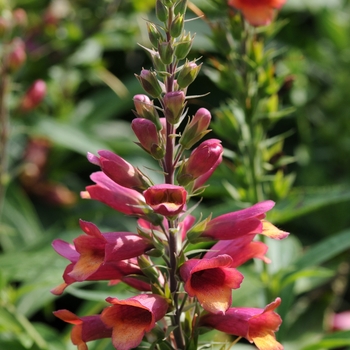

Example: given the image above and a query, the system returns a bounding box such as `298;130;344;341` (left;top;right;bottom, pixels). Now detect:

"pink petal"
52;239;79;262
54;310;112;348
86;172;146;216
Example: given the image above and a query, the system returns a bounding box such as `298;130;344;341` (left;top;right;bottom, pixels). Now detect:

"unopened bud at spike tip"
147;22;163;48
8;38;26;72
20;80;47;112
136;69;163;98
174;0;188;16
170;14;184;38
175;32;193;60
180;108;212;149
156;0;168;23
133;94;162;130
158;41;174;65
177;61;202;89
163;91;186;125
177;139;223;186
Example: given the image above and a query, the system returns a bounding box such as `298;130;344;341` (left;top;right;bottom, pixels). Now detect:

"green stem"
241;23;271;305
0;59;9;218
162;5;185;349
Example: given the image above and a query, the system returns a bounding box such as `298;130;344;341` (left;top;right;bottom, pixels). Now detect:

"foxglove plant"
53;1;288;349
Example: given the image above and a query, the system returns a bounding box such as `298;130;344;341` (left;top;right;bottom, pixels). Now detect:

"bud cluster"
0;7;47;111
52;1;288;350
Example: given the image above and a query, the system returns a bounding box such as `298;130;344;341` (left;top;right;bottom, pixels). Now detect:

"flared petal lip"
52;239;79;262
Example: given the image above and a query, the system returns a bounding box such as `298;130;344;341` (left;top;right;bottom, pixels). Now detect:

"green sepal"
158;41;174;65
174;0;188;16
147;22;163;48
170;14;184;38
156;0;168;22
137;255;160;283
186;215;212;243
174;33;193;60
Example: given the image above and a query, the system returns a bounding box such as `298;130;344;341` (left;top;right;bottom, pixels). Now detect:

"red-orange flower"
101;294;169;350
180;255;244;314
228;0;286;26
200;298;283;350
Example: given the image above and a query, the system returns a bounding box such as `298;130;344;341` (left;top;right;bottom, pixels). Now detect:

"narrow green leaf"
301;331;350;350
268;186;350;224
294;229;350;270
281;267;335;292
33;118;108;155
67;285;134;302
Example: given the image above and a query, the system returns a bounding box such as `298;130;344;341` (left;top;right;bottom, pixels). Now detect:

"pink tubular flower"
101;294;169;350
131;118;165;159
201;200;289;241
193;153;222;190
200;298;283;350
69;220;152;281
228;0;286;27
87;150;150;191
20;79;47;112
177;139;223;186
51;239;148;295
8;37;26;72
13;8;28;27
204;234;271;266
144;184;187;217
330;311;350;331
180;255;244;314
82;172;148;216
53;310;112;350
179;107;212;149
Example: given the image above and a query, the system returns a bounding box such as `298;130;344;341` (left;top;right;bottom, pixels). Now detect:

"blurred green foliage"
0;0;349;349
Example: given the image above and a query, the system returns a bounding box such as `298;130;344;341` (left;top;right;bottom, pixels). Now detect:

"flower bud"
170;14;184;38
158;41;174;65
150;50;166;74
193;156;221;190
177;139;223;186
133;94;152;116
136;69;163;98
156;0;168;23
13;8;27;27
174;0;188;16
163;91;186;125
179;108;211;149
177;61;202;89
8;38;26;72
147;22;163;48
0;17;9;37
132;118;165;159
88;150;151;191
162;0;175;6
20;80;47;112
133;94;162;130
175;32;193;60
